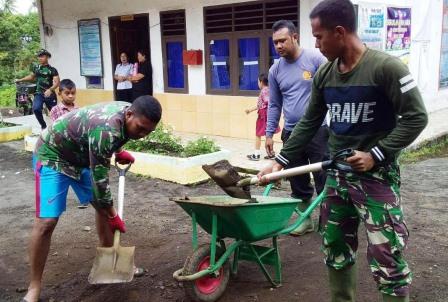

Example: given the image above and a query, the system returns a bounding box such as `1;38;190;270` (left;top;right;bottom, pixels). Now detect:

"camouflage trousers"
319;165;411;296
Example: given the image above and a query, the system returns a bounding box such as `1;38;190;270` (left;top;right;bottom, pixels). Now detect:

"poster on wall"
386;7;411;65
358;3;386;50
78;19;103;76
440;0;448;88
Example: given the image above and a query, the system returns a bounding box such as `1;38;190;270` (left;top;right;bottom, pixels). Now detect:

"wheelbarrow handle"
237;162;324;187
236;149;355;187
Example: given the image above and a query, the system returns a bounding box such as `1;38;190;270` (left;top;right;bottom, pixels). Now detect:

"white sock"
254;150;261;156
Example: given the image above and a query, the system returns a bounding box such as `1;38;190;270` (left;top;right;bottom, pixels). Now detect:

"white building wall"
40;0;447;112
301;0;447;113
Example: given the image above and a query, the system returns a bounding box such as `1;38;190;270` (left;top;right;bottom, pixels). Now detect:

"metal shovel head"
88;244;135;284
202;160;252;199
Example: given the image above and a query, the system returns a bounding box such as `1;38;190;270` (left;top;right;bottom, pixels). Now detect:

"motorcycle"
15;82;36;116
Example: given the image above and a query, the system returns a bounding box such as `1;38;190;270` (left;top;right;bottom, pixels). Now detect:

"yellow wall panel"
197;112;213;134
212;95;231;114
196;96;213;113
212;112;230;136
182;111;197;133
72;91;284;141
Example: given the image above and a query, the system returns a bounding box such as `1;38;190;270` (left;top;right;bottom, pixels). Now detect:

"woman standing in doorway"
129;50;153;101
114;52;133;102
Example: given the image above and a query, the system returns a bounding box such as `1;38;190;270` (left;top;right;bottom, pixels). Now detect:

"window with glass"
161;10;188;93
204;0;299;96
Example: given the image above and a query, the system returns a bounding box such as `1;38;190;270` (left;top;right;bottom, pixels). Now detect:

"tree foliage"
0;9;40;86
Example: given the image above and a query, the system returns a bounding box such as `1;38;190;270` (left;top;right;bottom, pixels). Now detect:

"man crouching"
23;96;161;302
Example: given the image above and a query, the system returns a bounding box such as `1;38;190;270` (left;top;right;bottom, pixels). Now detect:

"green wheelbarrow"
171;184;326;302
171;149;355;302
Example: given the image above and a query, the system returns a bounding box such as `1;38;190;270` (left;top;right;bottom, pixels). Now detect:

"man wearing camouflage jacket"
23;96;161;302
259;1;427;301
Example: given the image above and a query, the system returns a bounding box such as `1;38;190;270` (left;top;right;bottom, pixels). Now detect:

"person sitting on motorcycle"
16;49;60;130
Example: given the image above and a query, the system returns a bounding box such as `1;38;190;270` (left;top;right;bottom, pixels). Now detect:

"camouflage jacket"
34;102;130;208
32;64;59;94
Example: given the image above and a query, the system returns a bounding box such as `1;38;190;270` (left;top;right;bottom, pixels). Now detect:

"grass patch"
399;135;448;164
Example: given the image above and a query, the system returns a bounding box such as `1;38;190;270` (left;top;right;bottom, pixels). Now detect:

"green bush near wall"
125;123;220;157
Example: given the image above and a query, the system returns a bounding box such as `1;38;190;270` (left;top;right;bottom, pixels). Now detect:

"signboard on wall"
440;0;448;88
386;7;412;64
78;19;103;76
358;3;386;50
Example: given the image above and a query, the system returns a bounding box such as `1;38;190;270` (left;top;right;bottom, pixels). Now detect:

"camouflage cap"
37;48;51;57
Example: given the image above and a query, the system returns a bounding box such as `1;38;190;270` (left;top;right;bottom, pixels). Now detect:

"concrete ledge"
124;150;231;184
0;124;32;142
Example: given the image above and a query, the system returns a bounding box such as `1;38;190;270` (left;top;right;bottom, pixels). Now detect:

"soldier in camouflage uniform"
23;96;161;302
16;49;60;130
258;0;427;301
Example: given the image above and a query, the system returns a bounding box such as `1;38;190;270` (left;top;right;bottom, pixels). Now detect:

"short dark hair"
130;95;162;123
59;79;76;92
272;20;297;35
258;74;268;86
137;49;148;58
309;0;357;32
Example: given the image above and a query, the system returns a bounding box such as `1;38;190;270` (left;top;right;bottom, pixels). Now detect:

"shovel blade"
88;245;135;284
202;160;252;199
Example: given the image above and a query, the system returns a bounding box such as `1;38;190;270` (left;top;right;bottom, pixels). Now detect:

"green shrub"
125;123;220;157
0;84;16;107
183;136;220;157
125;123;184;156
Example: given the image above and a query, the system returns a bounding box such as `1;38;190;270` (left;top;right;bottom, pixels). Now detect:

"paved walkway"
5;107;448;172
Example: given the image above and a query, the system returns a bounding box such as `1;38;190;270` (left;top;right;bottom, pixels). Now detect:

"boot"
328;264;357;302
290;199;314;236
382;294;410;302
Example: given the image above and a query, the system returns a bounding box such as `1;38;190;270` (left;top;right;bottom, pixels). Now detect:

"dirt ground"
0;140;447;302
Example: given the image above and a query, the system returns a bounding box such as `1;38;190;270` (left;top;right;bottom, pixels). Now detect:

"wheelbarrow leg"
210;213;218;266
191;211;198;251
248;244;281;287
273;236;282;284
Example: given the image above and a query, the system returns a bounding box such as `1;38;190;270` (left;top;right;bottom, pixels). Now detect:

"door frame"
108;13;151;99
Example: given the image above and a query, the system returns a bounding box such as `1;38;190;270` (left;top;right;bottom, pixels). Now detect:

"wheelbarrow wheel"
183;244;230;302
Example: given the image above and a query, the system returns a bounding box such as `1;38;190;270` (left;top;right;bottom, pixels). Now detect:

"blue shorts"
34;160;93;218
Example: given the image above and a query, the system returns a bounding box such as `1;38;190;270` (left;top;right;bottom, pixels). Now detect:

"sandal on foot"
247;154;260;161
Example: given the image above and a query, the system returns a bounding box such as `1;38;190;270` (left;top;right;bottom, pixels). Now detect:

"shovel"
204;149;355;198
202;160;252;199
237;149;355;187
88;162;135;284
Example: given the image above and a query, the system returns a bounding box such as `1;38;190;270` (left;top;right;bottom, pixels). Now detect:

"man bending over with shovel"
23;96;161;302
259;0;427;301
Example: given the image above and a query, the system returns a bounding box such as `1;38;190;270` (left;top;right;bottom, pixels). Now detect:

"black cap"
37;49;51;57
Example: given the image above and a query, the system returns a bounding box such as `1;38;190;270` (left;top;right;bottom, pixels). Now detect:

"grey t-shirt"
266;48;326;136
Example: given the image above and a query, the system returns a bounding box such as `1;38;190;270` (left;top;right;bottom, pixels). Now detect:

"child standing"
50;79;78;121
245;74;279;161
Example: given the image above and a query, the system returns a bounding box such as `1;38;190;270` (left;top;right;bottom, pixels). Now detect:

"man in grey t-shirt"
266;20;329;236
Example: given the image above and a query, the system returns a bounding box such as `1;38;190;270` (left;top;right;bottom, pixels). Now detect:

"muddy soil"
0;140;447;302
